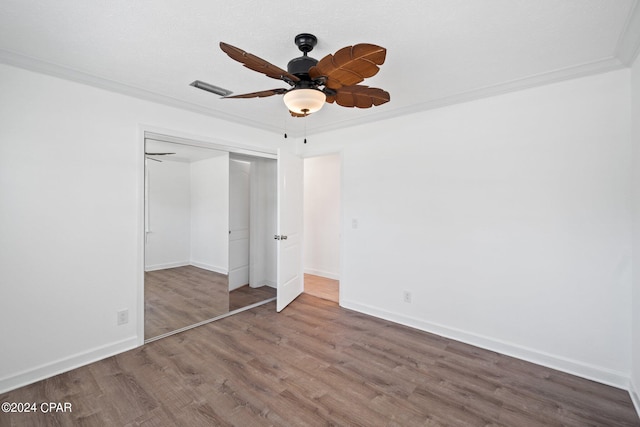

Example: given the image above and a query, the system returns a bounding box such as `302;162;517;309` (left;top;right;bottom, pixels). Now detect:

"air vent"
190;80;233;97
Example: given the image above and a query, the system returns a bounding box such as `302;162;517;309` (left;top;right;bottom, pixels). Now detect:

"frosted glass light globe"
283;89;326;115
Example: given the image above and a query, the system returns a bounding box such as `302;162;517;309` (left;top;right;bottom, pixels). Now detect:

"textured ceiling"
1;0;639;137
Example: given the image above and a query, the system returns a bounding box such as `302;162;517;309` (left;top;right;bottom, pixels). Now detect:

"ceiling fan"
206;33;390;117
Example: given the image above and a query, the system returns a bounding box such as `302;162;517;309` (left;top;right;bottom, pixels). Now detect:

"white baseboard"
189;261;227;275
229;265;249;291
341;299;629;390
248;280;276;289
144;261;189;271
0;336;139;394
304;268;340;280
261;280;277;289
145;261;227;275
630;380;640;419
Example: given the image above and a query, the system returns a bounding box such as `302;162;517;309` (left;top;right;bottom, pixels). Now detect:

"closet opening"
143;132;277;342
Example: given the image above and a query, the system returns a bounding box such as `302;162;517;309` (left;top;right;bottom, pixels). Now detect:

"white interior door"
228;159;251;290
276;149;304;312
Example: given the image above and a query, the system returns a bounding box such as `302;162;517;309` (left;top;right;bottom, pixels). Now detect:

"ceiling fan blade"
329;85;390;108
224;88;288;99
309;44;386;89
145;152;176;155
220;42;300;83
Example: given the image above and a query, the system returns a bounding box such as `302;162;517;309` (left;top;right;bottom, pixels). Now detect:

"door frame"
300;151;344;305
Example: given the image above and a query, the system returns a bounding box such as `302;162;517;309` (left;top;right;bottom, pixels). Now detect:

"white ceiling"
1;0;639;137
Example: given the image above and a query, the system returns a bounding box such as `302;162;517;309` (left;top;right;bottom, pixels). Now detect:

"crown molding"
616;0;640;65
0;29;634;140
306;56;625;138
0;48;282;135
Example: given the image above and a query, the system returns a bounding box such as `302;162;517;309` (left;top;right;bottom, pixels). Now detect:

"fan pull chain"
304;117;307;144
283;113;288;139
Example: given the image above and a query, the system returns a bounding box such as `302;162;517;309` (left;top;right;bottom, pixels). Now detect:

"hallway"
304;274;339;303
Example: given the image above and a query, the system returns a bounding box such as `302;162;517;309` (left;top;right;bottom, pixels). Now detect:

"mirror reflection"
144;139;276;341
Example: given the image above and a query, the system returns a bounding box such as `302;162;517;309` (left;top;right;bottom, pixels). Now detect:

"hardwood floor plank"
145;267;275;340
304;273;339;302
145;266;229;339
228;285;276;311
1;293;638;426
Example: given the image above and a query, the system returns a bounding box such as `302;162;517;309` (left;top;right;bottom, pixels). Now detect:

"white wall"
0;63;279;393
190;155;229;273
303;154;341;279
145;160;191;270
631;53;640;411
0;57;636;401
145;153;229;274
304;69;633;388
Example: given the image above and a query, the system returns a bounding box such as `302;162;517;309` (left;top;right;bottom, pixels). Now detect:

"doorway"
303;153;341;303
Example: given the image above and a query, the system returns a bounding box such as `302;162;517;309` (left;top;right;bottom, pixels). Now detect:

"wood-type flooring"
1;294;638;426
144;266;229;339
229;285;276;311
304;273;339;303
145;266;276;339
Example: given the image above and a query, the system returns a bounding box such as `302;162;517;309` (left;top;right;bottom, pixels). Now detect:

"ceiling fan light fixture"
216;35;389;117
283;88;326;115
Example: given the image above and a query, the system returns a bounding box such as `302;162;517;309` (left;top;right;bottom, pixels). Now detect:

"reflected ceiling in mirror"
145;139;228;163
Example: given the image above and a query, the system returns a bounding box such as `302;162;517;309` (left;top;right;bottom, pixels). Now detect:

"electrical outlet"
403;291;412;303
117;309;129;325
352;218;358;229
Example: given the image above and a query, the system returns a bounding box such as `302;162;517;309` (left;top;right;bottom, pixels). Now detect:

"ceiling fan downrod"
287;33;319;80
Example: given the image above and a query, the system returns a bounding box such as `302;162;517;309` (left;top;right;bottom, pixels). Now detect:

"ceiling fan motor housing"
287;55;318;79
288;33;320;80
